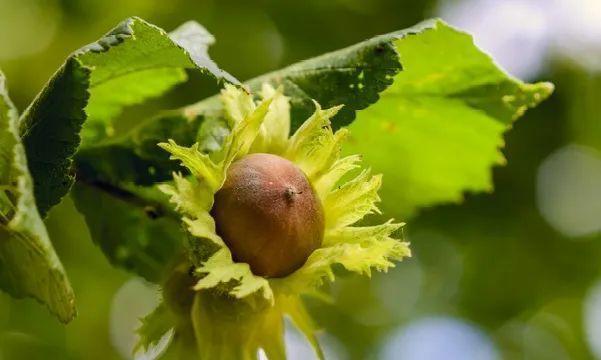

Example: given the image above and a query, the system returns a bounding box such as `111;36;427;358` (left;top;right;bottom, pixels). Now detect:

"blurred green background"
1;0;600;359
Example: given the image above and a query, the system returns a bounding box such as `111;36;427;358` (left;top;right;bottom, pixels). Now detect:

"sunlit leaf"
344;20;554;217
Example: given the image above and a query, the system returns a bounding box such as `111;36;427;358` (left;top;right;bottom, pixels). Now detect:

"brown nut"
211;153;324;277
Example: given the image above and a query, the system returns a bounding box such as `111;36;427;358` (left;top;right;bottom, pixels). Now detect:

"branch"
75;173;179;221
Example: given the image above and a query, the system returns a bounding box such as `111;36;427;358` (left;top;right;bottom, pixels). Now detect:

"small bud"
211;153;324;277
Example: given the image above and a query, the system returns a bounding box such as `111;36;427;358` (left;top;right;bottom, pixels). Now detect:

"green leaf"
19;17;236;217
84;67;187;139
80;20;237;142
343;19;554;217
248;41;399;129
19;58;90;218
186;28;402;131
0;71;75;323
75;112;202;186
71;112;202;282
71;182;183;283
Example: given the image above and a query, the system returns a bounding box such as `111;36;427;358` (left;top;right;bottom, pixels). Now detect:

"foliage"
0;15;552;358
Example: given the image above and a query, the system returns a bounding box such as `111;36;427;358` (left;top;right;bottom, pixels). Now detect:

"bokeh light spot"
109;278;161;360
584;280;601;358
0;0;61;60
537;145;601;238
438;0;550;79
380;317;500;360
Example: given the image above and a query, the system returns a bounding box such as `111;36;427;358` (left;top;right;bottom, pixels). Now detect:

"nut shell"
211;153;324;277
